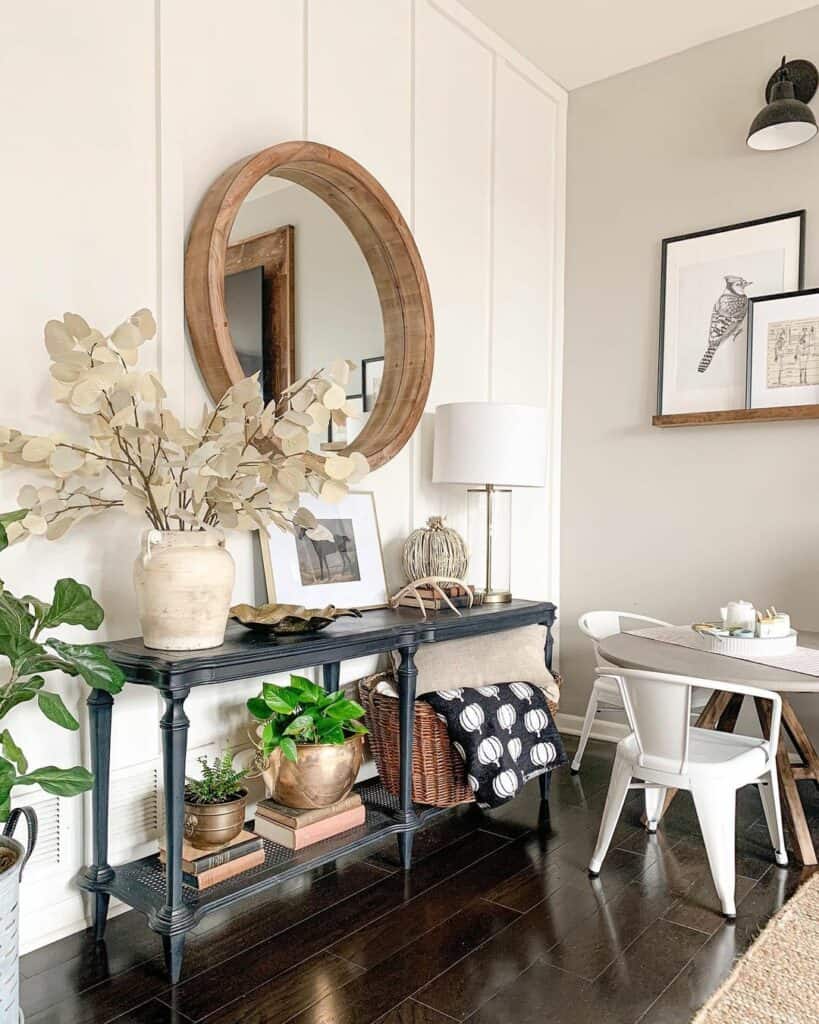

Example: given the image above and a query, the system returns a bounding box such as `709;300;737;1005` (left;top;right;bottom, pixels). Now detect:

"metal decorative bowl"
230;602;362;636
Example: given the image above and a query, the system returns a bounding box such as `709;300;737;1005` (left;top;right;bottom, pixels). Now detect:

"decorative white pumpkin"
453;741;467;762
530;741;556;767
510;682;534;704
477;685;501;700
437;688;464;701
507;737;522;762
497;703;517;733
524;708;549;736
459;704;485;734
492;769;520;800
467;774;480;792
477;735;504;767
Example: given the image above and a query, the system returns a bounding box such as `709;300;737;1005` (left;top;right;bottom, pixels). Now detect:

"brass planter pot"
262;735;364;809
183;790;247;850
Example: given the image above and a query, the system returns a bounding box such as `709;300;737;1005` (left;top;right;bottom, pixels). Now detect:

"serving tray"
692;627;798;657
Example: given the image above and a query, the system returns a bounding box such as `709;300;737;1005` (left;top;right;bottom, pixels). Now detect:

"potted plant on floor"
249;674;368;809
0;310;367;651
184;752;248;850
0;545;124;1024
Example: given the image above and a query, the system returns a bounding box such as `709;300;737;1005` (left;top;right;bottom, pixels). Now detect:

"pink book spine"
291;805;366;849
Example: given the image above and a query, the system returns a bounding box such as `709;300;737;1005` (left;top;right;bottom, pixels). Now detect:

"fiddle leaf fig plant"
248;674;368;763
0;575;125;821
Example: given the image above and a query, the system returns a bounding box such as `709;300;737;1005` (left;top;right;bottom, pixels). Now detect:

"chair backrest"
611;669;692;774
578;611;673;669
603;668;783;776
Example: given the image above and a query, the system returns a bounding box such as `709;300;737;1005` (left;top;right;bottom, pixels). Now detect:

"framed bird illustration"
657;210;804;417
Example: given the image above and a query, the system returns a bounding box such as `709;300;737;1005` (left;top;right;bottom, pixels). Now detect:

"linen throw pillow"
391;625;558;704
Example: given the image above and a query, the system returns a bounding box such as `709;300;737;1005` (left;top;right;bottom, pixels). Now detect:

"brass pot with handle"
262;736;364;809
183;790;247;850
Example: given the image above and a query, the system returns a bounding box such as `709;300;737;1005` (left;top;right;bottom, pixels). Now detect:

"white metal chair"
573;610;709;774
588;668;787;919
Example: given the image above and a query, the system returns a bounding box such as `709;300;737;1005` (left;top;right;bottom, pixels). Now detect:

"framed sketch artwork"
657;211;804;417
260;491;388;609
747;288;819;410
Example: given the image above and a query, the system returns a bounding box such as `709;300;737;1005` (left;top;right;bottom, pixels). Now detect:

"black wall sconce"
747;56;817;151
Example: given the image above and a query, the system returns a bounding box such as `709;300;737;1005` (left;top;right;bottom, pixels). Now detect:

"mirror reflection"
225;175;385;451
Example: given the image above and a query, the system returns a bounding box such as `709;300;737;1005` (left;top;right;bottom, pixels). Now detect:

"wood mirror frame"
185;141;434;471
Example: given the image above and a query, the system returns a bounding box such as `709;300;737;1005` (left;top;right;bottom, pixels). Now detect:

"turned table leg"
755;696;818;867
323;662;341;694
155;687;195;983
396;643;420;869
83;688;115;942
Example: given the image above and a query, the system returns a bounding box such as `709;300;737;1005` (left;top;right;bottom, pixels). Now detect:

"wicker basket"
358;672;561;808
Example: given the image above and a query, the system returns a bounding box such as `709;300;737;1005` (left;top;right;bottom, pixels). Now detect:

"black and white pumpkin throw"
421;682;566;808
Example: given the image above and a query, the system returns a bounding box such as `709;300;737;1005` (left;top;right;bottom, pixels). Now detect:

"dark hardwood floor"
20;735;817;1024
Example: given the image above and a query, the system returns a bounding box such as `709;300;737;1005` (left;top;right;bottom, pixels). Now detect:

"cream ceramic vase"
134;530;235;651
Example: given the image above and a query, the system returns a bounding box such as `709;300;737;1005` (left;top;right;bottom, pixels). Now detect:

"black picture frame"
657;210;805;417
361;356;385;412
746;286;819;408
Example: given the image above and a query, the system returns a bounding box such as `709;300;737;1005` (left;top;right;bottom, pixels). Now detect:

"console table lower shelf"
79;779;451;925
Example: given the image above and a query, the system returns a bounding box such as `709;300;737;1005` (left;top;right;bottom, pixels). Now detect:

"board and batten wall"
0;0;564;951
561;7;819;739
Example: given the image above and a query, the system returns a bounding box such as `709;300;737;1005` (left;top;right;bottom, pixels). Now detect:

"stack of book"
396;583;477;612
159;830;264;890
253;791;365;850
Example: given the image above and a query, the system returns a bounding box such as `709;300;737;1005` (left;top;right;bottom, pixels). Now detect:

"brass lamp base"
480;590;513;605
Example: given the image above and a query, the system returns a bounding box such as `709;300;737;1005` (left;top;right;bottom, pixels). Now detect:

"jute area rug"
693;871;819;1024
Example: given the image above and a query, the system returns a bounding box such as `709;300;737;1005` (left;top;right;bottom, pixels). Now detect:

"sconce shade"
747;57;818;151
432;402;547;487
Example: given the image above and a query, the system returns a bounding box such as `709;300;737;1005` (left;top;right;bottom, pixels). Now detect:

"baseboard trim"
555;712;629;744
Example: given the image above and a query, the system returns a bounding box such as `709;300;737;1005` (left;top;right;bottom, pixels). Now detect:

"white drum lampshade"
432;402;547;602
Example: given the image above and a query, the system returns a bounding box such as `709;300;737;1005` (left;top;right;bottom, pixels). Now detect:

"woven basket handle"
3;806;38;879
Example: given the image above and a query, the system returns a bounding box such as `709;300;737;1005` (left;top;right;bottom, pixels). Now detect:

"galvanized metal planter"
0;808;37;1024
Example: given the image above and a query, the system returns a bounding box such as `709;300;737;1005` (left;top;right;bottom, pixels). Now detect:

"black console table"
78;599;556;983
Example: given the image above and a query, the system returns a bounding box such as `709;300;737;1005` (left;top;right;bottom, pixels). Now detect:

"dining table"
598;627;819;866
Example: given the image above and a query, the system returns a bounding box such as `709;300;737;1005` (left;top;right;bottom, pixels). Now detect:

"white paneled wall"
2;0;565;951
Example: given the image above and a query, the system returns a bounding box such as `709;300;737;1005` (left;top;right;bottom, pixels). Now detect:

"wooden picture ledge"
653;404;819;427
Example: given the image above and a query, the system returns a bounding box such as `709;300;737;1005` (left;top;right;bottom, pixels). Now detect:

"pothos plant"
0;310;367;545
248;674;368;763
0;570;125;823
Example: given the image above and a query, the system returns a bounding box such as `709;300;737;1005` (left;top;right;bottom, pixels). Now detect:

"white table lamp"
432;402;547;603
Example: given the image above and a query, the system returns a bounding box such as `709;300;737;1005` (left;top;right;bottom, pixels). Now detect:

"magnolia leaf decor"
0;310;369;545
230;602;362;635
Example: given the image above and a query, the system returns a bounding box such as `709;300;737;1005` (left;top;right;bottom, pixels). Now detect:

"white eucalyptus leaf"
131;308;157;340
348;451;369;483
49;447;85;476
290;388;314;413
306;524;334;542
63;312;91;340
329;359;350;386
50;362;83;384
111;321;142;350
17;485;38;509
319;479;347;503
292;507;318;528
46;516;75;540
322;383;346;411
44;320;75;358
281;433;309;456
324;455;355;481
22;512;47;535
305;402;331;431
22;437;56;462
272;418;303;440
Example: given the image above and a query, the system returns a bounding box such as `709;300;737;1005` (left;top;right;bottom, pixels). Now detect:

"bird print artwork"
697;275;752;373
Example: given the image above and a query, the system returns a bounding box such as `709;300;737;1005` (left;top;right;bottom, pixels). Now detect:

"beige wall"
561;6;819;739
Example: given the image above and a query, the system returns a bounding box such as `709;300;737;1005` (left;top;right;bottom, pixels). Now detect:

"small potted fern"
184;752;248;850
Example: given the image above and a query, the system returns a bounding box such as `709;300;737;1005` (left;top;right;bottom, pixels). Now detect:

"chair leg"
758;771;788;867
571;691;599;774
643;785;667;834
692;782;737;919
588;753;631;876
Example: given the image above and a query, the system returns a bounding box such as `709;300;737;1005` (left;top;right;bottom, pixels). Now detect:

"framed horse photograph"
260;491;388;609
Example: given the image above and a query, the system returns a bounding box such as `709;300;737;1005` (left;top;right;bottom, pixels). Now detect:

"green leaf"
279;737;298;763
289;675;324;704
319;690;345;705
45;640;125;694
344;720;369;736
40;578;105;631
0;510;26;554
18;765;94;797
0;795;9;822
283;714;314;738
0;585;35;656
262;683;301;715
324;698;366;723
37;691;79;731
247;696;270;720
320;724;345;744
0;675;45;718
0;729;27;773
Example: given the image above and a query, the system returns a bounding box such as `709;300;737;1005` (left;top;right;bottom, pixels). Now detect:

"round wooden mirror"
185;141;434;471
